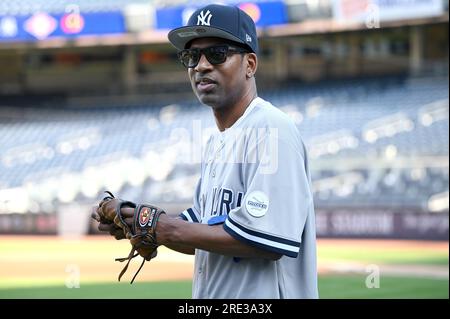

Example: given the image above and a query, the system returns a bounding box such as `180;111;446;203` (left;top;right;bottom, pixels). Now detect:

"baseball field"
0;236;448;299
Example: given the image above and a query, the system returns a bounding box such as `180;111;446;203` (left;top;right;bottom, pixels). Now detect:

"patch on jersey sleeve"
245;191;269;218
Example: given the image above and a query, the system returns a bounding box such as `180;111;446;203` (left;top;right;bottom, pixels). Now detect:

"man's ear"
245;53;258;78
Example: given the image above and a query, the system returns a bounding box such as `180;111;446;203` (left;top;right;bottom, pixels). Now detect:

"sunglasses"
177;45;249;68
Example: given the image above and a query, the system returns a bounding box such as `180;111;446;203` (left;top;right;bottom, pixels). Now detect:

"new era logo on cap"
197;10;212;26
168;4;259;54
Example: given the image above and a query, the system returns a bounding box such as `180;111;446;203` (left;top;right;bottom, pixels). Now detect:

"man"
97;4;318;299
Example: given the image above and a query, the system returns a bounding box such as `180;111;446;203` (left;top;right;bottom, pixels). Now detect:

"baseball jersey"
179;97;318;299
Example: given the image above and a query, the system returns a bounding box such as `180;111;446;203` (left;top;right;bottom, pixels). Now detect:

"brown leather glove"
91;191;166;283
92;193;127;240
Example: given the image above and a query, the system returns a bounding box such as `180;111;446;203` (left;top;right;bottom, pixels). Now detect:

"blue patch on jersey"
207;215;227;226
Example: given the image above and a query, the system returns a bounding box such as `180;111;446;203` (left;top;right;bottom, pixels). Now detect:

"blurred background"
0;0;448;299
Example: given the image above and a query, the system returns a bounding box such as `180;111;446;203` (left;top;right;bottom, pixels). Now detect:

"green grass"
318;246;449;265
0;276;447;299
318;275;449;299
0;281;193;299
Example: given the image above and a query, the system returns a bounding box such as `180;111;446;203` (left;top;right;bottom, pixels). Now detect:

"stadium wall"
0;208;447;240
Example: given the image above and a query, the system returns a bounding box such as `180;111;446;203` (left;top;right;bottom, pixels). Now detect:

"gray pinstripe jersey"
180;97;318;299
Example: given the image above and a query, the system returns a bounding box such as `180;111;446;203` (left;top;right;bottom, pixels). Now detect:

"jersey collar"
220;96;263;137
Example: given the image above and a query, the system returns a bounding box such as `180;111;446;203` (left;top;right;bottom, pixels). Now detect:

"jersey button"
211;170;215;178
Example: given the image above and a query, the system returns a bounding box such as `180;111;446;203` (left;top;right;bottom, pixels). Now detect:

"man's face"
187;37;248;109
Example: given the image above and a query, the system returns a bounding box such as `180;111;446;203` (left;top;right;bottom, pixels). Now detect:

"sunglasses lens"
179;50;199;68
205;46;228;64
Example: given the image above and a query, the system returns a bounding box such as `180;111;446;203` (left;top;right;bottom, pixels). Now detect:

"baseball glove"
92;191;166;284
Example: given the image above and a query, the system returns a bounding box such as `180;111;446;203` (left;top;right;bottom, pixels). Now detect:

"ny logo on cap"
197;10;212;26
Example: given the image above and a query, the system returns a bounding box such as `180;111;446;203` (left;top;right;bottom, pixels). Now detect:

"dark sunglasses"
177;45;249;68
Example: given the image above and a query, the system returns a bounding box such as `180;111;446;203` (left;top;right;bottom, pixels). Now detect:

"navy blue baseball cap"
168;4;258;54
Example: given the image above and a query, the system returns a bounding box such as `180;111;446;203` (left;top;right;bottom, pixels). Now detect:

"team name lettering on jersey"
207;188;244;217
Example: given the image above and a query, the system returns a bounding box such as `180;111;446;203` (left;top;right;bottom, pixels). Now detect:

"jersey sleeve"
179;177;202;223
223;130;313;258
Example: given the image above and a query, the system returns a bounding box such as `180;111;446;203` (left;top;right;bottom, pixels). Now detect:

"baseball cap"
168;4;258;54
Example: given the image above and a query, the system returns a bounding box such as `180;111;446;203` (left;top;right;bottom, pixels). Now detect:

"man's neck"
213;88;257;132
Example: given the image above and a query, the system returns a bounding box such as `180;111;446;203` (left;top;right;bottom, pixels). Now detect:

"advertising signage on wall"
0;11;125;42
155;1;288;30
